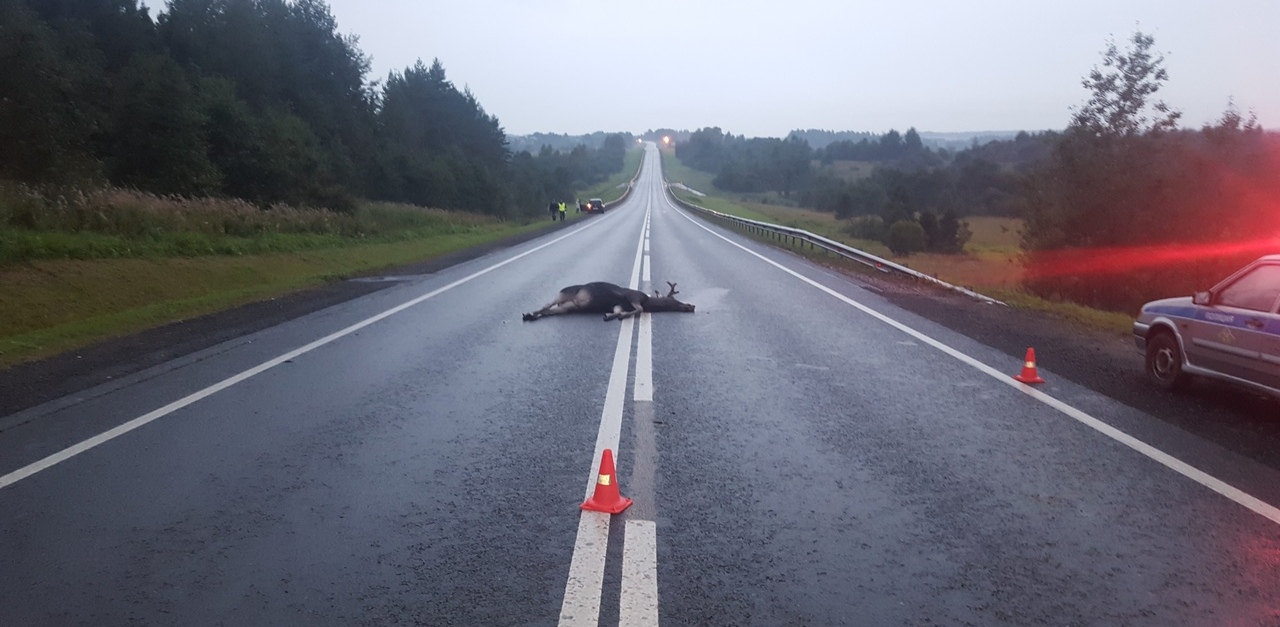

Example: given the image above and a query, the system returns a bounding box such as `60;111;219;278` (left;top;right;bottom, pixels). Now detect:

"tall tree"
108;53;220;195
1070;30;1181;138
0;0;111;182
375;59;511;214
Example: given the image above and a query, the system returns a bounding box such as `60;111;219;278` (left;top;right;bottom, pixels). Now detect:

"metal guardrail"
665;184;1006;306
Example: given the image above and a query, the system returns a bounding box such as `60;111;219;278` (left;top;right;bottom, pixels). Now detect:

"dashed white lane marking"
623;177;660;625
620;520;660;627
559;510;612;627
558;201;651;627
642;219;652;285
0;214;617;492
664;194;1280;528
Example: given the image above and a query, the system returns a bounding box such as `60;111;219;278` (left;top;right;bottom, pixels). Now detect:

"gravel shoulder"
4;226;1278;475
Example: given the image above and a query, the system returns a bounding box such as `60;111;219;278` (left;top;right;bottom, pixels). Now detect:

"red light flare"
1023;238;1280;282
1234;525;1280;621
1026;132;1280;282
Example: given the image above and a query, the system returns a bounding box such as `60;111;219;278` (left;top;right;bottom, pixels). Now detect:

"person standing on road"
558;201;567;221
548;201;558;222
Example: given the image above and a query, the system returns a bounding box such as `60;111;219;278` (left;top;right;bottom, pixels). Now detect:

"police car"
1133;255;1280;398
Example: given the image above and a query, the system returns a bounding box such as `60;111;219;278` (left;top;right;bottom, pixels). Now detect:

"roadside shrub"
887;220;926;256
844;215;887;242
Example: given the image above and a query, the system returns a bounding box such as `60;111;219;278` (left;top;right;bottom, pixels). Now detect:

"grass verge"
0;221;546;369
576;147;645;204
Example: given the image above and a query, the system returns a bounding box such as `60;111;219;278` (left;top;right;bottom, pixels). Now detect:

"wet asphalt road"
3;145;1280;626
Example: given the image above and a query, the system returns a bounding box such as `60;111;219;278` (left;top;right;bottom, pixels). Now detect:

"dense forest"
673;32;1279;311
0;0;630;218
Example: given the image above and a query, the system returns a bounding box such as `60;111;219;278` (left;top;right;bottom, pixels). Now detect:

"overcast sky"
310;0;1277;137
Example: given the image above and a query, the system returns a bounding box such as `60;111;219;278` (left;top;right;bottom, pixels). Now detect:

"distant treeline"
789;129;1022;151
674;32;1280;311
678;126;1051;217
508;132;636;155
0;0;628;218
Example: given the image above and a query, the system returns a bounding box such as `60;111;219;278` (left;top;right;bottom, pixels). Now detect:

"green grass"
987;288;1135;336
659;148;718;197
0;184;506;266
0;220;548;369
576;147;645;204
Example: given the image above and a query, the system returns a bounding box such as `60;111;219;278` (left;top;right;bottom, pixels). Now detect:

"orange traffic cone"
1013;347;1045;384
581;448;632;514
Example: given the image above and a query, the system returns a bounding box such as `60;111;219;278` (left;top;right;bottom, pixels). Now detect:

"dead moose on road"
522;282;695;322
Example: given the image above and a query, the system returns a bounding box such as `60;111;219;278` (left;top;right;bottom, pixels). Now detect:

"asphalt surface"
3;144;1280;626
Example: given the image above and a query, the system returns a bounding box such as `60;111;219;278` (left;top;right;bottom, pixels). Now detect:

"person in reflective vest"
558;201;567;221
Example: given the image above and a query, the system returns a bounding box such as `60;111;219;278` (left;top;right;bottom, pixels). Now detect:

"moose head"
644;282;696;313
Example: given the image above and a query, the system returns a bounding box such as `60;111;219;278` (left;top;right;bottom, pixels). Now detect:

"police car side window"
1217;265;1280;312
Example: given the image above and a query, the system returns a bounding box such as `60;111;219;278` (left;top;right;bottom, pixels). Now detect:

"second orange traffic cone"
1012;347;1045;384
581;448;632;514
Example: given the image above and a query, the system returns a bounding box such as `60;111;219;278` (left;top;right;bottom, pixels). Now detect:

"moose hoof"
522;313;535;321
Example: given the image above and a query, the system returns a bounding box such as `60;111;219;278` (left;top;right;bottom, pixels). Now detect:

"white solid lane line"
0;214;616;492
620;520;660;627
635;314;653;403
664;193;1280;528
558;203;650;627
637;213;654;402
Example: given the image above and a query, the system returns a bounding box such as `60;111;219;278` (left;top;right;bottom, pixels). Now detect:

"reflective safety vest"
558;202;567;213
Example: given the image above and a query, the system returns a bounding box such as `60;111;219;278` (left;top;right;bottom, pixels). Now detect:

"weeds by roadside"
0;183;507;266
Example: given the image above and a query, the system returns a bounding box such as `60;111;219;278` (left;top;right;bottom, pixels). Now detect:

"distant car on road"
587;198;605;213
1133;255;1280;398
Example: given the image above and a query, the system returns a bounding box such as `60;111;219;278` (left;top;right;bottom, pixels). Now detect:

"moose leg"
523;288;588;321
523;301;572;321
603;297;645;321
603;305;626;321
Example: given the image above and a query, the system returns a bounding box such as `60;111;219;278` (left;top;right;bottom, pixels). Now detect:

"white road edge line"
664;194;1280;527
0;215;613;492
620;520;660;627
558;202;651;627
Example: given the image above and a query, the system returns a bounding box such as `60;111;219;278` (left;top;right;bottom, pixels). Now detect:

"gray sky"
317;0;1278;137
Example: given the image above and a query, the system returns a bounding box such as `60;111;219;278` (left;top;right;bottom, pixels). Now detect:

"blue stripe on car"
1145;304;1280;337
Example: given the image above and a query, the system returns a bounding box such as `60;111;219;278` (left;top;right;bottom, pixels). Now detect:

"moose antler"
665;282;679;297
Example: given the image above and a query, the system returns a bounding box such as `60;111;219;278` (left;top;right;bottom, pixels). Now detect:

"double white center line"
558;194;660;626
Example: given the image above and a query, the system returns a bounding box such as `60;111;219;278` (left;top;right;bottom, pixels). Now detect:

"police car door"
1193;261;1280;390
